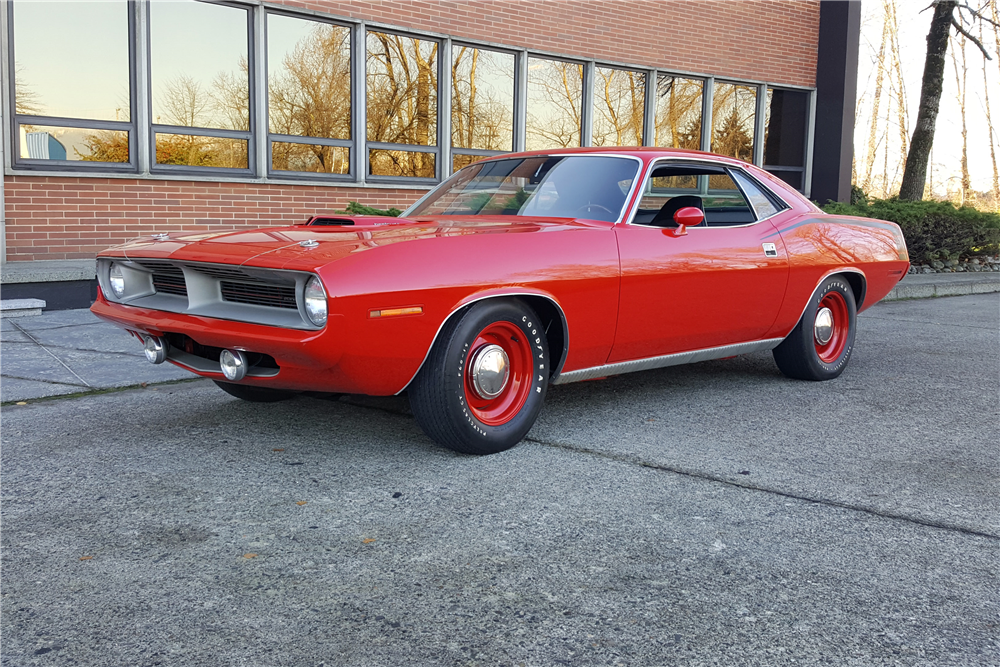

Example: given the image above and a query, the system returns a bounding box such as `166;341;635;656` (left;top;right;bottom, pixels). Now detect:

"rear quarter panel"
765;213;909;338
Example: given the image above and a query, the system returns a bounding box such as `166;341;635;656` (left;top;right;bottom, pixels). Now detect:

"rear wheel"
409;299;549;455
773;275;857;381
214;381;296;403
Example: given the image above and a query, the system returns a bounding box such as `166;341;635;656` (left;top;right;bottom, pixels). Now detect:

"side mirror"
670;206;704;236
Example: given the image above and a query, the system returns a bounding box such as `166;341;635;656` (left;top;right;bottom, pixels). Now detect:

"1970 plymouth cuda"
91;148;909;454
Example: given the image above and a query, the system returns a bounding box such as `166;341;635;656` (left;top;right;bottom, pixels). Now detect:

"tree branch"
952;18;993;59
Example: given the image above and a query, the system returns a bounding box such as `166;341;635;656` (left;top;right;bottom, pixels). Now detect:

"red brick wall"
275;0;820;88
3;177;425;262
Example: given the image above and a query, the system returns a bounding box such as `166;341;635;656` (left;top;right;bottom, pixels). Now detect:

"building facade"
1;0;857;282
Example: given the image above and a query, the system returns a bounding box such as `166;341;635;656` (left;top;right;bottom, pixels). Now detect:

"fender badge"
299;239;319;248
151;233;170;240
762;242;778;258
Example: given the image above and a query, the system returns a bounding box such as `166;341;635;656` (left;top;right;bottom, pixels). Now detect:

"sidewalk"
2;272;998;404
1;309;194;403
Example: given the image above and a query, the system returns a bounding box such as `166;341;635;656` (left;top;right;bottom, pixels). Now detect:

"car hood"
113;215;609;271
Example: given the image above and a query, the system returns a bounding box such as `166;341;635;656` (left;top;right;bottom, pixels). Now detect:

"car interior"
632;163;781;227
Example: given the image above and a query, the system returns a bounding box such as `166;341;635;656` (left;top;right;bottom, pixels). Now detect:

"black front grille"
221;281;298;309
190;265;253;281
152;272;188;296
135;261;187;297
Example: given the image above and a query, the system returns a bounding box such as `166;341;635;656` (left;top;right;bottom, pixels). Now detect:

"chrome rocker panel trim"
552;337;785;385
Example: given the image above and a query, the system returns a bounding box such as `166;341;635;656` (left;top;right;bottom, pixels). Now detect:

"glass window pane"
272;142;349;174
367;32;438;146
12;0;130;121
592;67;644;147
763;88;808;168
155;133;248;169
526;58;582;150
453;154;492;172
731;170;779;218
410;156;639;223
369;149;435;178
18;125;128;163
451;46;514;151
653;75;703;149
711;83;756;161
268;14;351;140
150;0;249;131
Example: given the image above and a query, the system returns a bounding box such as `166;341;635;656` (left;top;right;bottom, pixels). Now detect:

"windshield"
406;155;640;222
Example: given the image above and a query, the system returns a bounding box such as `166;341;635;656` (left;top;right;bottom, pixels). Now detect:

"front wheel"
409;299;549;455
773;275;857;381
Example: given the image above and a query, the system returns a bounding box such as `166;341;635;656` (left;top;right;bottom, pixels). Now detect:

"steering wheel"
576;203;615;217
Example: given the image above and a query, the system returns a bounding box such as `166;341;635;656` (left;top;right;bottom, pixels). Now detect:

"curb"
883;277;1000;301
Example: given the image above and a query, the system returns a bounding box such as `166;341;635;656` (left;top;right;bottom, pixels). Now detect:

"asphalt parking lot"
2;294;998;666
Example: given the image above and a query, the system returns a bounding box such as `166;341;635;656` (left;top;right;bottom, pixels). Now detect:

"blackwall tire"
773;275;857;381
409;299;549;455
214;381;297;403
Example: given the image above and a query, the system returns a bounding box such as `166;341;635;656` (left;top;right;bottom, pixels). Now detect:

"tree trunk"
898;0;957;200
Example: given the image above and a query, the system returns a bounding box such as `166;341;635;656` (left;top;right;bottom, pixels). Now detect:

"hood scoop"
308;217;355;226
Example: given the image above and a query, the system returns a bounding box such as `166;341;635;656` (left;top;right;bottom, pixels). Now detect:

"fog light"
109;262;126;298
143;336;167;364
220;349;248;381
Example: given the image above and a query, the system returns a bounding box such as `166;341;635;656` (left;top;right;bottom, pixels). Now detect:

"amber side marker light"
370;306;423;319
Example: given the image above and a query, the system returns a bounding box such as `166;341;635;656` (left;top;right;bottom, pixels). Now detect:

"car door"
608;164;790;363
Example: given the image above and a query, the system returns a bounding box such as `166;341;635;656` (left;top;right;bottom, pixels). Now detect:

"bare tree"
899;0;995;200
950;32;972;204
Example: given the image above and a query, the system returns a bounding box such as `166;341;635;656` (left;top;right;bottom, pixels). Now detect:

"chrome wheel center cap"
470;344;510;400
814;307;834;345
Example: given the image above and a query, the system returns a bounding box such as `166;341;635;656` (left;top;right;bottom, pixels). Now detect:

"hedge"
821;198;1000;263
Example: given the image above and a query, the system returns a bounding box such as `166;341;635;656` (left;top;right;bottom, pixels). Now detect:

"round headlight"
304;276;327;327
109;262;126;298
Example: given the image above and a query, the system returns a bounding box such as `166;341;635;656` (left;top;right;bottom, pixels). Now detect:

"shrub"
821;198;1000;263
336;201;402;217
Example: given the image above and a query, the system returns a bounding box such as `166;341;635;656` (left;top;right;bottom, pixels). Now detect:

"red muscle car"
91;148;909;454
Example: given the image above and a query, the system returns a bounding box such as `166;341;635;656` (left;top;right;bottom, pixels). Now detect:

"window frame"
263;8;355;182
147;0;256;177
6;0;138;172
449;40;520;169
364;26;443;184
626;158;785;229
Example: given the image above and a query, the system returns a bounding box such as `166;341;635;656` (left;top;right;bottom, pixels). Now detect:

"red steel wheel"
813;290;850;364
409;299;550;455
773;275;858;381
463;321;534;426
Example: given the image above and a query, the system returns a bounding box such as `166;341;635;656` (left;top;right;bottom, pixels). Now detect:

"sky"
854;0;1000;195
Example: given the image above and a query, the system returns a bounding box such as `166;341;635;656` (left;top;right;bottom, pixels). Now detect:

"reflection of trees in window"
367;32;437;177
155;134;248;169
526;58;583;150
370;149;435;178
79;131;129;163
367;32;438;145
452;46;514;151
268;16;351;174
712;83;756;161
654;75;703;149
592;67;644;147
269;21;350;139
